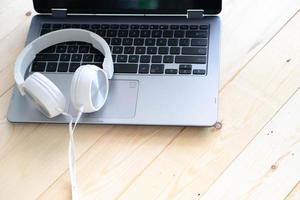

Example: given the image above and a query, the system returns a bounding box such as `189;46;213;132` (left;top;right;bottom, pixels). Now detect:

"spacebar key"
175;56;206;64
114;63;138;73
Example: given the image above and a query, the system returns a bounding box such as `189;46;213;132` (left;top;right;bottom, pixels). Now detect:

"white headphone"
14;29;114;118
14;29;114;200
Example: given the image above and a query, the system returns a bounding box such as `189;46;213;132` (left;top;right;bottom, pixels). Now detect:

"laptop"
7;0;221;126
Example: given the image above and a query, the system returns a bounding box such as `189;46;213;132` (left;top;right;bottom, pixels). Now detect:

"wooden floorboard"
0;0;300;199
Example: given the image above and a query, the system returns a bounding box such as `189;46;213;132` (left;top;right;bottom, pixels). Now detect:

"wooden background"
0;0;300;199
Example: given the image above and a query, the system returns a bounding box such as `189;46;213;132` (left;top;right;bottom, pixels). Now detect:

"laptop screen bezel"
33;0;222;15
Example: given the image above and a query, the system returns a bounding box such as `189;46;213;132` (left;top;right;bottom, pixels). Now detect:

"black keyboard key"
170;25;179;30
182;47;207;55
163;30;173;38
101;24;109;29
159;25;168;29
79;46;90;53
104;38;111;44
189;25;198;30
163;56;174;63
140;24;149;29
139;64;150;73
31;62;46;72
111;38;122;45
179;64;192;70
46;62;57;72
68;46;78;53
134;38;144;46
94;54;104;62
193;69;206;75
145;39;155;46
174;31;184;38
90;47;99;53
158;47;168;54
165;69;178;74
112;55;116;62
129;30;139;37
129;55;139;63
114;63;138;73
60;54;71;61
118;30;128;37
131;24;139;29
107;30;117;37
120;24;129;29
124;47;134;54
53;24;62;29
140;30;151;37
80;24;90;29
96;29;106;37
35;54;59;61
71;24;81;28
186;31;208;38
152;55;162;63
156;39;167;46
140;55;151;63
117;55;128;62
123;38;133;45
91;24;100;29
200;25;209;30
152;30;162;37
83;54;93;62
110;24;119;29
150;64;164;74
150;25;159;29
135;47;146;54
42;24;51;29
179;69;192;74
168;39;178;46
113;46;123;54
191;39;208;46
170;47;180;55
71;54;82;62
175;56;206;64
41;46;55;53
180;25;188;30
147;47;157;54
93;63;102;68
40;29;50;35
62;24;71;29
58;63;69;72
179;39;190;46
69;63;81;72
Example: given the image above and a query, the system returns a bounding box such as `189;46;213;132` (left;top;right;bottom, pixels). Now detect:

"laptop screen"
33;0;221;14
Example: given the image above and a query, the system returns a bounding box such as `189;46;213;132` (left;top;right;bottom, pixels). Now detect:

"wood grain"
201;89;300;200
0;0;300;199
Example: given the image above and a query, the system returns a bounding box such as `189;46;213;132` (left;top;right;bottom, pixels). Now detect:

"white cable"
61;110;83;200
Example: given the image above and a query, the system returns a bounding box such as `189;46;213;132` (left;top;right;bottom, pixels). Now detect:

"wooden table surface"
1;0;300;199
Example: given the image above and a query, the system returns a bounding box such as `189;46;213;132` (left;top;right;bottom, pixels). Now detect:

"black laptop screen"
33;0;221;14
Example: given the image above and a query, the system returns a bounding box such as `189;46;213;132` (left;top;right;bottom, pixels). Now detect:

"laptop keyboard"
32;23;209;75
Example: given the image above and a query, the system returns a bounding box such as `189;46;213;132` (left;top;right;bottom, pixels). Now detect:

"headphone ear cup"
70;65;109;113
23;73;66;118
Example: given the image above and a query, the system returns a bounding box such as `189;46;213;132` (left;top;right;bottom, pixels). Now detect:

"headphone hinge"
51;8;67;18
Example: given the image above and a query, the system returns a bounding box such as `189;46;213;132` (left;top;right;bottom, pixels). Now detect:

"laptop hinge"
187;9;204;19
51;8;67;18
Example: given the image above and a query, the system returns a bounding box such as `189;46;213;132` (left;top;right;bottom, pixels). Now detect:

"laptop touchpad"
68;80;139;119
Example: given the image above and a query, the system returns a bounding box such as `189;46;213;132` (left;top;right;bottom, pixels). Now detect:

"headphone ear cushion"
23;73;66;118
70;65;109;113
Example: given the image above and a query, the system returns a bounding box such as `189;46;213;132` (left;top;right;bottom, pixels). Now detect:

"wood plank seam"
220;8;300;92
113;129;184;199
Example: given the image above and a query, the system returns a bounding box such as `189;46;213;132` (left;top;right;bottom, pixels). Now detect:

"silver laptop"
7;0;221;126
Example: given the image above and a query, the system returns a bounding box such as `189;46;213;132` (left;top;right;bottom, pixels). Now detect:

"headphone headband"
15;29;113;95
